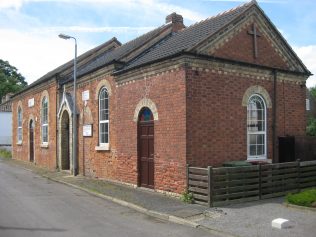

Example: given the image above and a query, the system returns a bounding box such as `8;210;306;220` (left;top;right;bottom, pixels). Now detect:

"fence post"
207;166;213;207
259;163;262;200
297;159;301;193
186;164;190;191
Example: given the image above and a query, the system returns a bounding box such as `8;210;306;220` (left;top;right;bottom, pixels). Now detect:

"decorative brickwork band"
242;85;272;108
133;98;158;122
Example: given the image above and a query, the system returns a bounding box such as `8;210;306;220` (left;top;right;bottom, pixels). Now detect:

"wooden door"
138;108;154;189
29;120;34;162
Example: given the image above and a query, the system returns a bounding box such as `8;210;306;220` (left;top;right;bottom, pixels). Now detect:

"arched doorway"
61;110;70;170
29;120;34;162
138;107;154;189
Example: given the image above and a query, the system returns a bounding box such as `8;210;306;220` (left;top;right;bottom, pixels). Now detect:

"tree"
0;59;27;101
310;86;316;99
307;86;316;136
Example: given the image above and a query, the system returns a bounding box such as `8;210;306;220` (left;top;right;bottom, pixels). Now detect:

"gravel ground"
200;198;316;237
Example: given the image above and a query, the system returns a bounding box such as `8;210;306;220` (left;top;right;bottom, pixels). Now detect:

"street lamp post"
59;33;78;176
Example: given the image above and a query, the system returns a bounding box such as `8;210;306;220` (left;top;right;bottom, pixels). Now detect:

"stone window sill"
16;142;22;146
41;143;49;149
95;144;110;151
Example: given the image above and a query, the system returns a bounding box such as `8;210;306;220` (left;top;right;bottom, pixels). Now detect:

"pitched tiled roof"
12;37;121;97
76;24;173;77
119;1;254;72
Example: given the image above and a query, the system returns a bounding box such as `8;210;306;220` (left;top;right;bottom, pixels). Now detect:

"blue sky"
0;0;315;86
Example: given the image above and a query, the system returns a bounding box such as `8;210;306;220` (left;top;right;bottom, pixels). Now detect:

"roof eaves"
253;3;311;75
12;37;121;98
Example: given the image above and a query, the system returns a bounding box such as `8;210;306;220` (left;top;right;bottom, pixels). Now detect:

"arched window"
17;107;22;143
99;87;109;146
247;94;266;159
41;96;48;143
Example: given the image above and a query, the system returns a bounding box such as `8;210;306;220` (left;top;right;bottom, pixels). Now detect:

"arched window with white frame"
17;106;22;143
41;96;48;144
99;87;109;148
247;94;266;159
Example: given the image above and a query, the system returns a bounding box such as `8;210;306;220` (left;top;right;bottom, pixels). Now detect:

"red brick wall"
116;69;187;193
12;83;57;170
75;76;118;179
186;67;306;167
211;24;289;71
75;68;187;193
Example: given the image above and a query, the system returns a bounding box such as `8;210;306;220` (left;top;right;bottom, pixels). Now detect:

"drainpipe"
272;69;277;163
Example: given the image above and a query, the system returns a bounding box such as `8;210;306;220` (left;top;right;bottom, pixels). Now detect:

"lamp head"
58;33;71;40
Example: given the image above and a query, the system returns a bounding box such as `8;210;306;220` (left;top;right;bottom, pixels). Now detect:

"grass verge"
286;188;316;208
0;148;12;159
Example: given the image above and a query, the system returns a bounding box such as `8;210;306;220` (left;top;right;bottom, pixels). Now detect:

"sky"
0;0;316;87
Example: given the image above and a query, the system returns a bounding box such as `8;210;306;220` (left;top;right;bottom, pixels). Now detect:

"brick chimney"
165;12;185;32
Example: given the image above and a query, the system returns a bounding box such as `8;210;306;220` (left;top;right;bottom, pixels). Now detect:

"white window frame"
41;96;48;144
99;87;109;148
247;94;267;160
17;107;22;143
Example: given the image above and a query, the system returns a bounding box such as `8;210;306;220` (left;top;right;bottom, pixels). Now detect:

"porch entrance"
29;119;34;162
138;107;154;189
61;110;70;170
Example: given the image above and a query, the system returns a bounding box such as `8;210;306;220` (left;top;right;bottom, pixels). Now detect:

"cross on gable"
247;23;261;59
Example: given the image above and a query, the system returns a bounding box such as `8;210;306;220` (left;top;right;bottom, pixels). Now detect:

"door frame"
60;109;71;170
137;107;155;189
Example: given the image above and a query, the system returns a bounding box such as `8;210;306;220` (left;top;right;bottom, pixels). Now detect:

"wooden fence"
187;160;316;207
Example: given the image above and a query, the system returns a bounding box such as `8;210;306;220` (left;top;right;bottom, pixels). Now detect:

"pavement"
2;157;316;237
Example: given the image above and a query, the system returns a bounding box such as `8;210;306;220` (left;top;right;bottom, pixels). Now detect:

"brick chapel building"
11;1;311;194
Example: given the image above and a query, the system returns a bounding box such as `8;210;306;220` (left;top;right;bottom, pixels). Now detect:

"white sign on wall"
28;98;34;107
82;90;89;101
83;124;92;137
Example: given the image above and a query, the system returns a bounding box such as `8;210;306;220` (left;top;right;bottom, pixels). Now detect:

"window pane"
42;125;48;143
250;145;256;156
257;134;264;144
18;128;22;141
249;134;256;145
257;145;264;155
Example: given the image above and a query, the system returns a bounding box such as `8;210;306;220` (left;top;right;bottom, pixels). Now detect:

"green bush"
286;188;316;207
307;117;316;136
180;190;194;204
0;149;12;159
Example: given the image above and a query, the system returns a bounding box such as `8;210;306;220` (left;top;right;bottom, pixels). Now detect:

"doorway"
29;119;34;162
138;107;154;189
61;110;70;170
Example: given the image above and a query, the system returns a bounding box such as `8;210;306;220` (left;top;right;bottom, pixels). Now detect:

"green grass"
286;188;316;207
0;148;12;159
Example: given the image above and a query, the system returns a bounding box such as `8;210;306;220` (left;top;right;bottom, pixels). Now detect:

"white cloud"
293;45;316;87
0;0;24;9
0;29;93;84
36;26;155;34
0;0;205;22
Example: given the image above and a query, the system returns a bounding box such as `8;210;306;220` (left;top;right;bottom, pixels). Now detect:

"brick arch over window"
242;85;272;108
94;79;112;100
40;90;49;146
133;98;159;122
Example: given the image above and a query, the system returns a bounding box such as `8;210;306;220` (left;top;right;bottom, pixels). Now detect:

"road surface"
0;160;214;237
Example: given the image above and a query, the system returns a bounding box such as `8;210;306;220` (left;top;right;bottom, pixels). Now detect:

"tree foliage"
307;86;316;136
310;86;316;99
0;59;27;101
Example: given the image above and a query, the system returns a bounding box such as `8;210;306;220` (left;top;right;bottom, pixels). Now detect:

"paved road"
0;160;214;237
